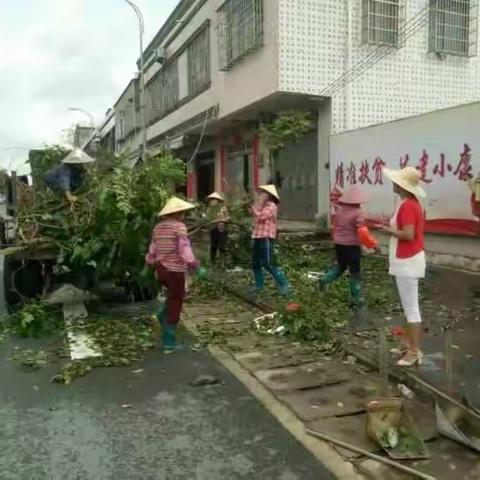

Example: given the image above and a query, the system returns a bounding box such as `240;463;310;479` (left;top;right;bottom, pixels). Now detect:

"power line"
321;4;430;98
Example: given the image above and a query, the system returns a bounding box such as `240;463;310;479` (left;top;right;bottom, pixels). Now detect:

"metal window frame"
362;0;405;46
146;58;179;123
187;24;211;96
429;0;477;57
217;0;264;71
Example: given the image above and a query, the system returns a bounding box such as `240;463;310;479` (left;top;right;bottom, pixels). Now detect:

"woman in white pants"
381;167;426;367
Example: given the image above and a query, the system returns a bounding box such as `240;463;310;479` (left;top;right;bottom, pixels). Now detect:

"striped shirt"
151;218;189;272
252;201;277;239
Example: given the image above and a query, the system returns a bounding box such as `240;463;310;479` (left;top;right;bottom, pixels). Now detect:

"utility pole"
122;0;147;160
69;107;95;129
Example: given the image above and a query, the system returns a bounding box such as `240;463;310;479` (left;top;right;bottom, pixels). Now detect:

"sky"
0;0;178;174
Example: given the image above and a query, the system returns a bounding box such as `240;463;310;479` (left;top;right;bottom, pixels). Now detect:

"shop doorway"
196;151;215;200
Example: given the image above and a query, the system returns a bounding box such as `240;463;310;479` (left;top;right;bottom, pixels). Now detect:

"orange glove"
357;226;379;249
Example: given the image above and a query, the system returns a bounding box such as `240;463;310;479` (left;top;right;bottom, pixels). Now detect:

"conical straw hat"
158;197;196;216
206;192;224;201
62;148;95;164
383;167;426;198
339;185;368;204
258;184;280;200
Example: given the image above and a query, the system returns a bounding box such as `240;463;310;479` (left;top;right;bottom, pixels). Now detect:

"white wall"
278;0;480;134
330;102;480;228
377;231;480;272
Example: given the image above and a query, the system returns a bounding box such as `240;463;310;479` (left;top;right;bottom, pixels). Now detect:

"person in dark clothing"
206;192;229;265
43;148;94;205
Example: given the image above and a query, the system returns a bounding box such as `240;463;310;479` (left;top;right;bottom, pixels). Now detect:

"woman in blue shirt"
44;148;94;205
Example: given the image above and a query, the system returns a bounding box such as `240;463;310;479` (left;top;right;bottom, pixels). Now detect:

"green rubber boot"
155;303;166;328
349;278;364;308
162;324;184;354
319;266;341;291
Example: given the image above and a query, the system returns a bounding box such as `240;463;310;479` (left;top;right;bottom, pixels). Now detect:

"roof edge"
139;0;196;66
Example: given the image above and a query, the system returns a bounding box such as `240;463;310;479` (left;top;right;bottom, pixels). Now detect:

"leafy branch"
260;111;314;155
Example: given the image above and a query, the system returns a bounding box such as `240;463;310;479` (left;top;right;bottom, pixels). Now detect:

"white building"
114;0;480;221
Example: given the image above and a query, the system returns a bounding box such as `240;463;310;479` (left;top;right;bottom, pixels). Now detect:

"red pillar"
187;171;194;200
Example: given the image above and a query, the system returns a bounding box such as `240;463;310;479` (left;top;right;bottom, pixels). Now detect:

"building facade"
114;0;480;221
95;109;116;155
114;78;141;165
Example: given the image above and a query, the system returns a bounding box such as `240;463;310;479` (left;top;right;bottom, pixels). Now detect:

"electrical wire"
321;4;430;97
186;108;213;166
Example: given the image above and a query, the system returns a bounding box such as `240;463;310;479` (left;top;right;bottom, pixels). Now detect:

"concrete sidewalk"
183;292;480;480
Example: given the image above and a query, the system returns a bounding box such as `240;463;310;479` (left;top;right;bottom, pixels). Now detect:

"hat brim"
158;205;195;216
62;150;95;164
384;168;427;198
258;185;280;200
206;193;224;201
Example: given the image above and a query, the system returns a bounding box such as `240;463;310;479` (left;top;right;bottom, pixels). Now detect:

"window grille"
146;59;179;123
217;0;263;71
188;25;211;96
429;0;477;56
362;0;404;46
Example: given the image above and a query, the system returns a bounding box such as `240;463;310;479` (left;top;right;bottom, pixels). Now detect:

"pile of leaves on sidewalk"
191;240;403;345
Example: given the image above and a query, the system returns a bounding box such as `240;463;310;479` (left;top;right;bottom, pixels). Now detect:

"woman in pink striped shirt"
146;197;204;353
251;185;289;297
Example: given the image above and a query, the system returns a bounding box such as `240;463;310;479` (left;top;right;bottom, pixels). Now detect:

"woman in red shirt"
382;167;426;367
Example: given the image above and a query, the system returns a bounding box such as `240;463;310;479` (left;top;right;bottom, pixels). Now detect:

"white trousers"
395;277;422;324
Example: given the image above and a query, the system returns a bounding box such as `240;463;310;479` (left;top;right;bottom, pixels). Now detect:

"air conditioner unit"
168;136;185;150
154;47;167;64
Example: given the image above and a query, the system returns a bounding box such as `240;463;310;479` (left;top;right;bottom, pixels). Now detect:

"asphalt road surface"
0;334;334;480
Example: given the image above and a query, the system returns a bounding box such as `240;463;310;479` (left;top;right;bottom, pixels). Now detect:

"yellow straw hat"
468;175;480;202
258;184;280;200
206;192;224;202
158;196;196;216
383;167;426;198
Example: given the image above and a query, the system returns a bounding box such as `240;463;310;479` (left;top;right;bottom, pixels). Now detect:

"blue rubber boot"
319;266;341;291
253;268;264;292
162;324;184;354
271;267;290;297
155;303;166;328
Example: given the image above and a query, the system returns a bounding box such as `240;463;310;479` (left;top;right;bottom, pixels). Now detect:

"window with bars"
218;0;263;71
429;0;474;56
188;25;211;96
146;59;179;123
362;0;402;46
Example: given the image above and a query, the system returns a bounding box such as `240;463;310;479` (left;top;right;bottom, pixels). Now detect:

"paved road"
0;334;334;480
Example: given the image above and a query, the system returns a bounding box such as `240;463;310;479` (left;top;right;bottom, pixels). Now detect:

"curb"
182;314;367;480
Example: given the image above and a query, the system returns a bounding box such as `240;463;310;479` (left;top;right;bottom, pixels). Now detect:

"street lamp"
122;0;147;159
68;107;95;128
